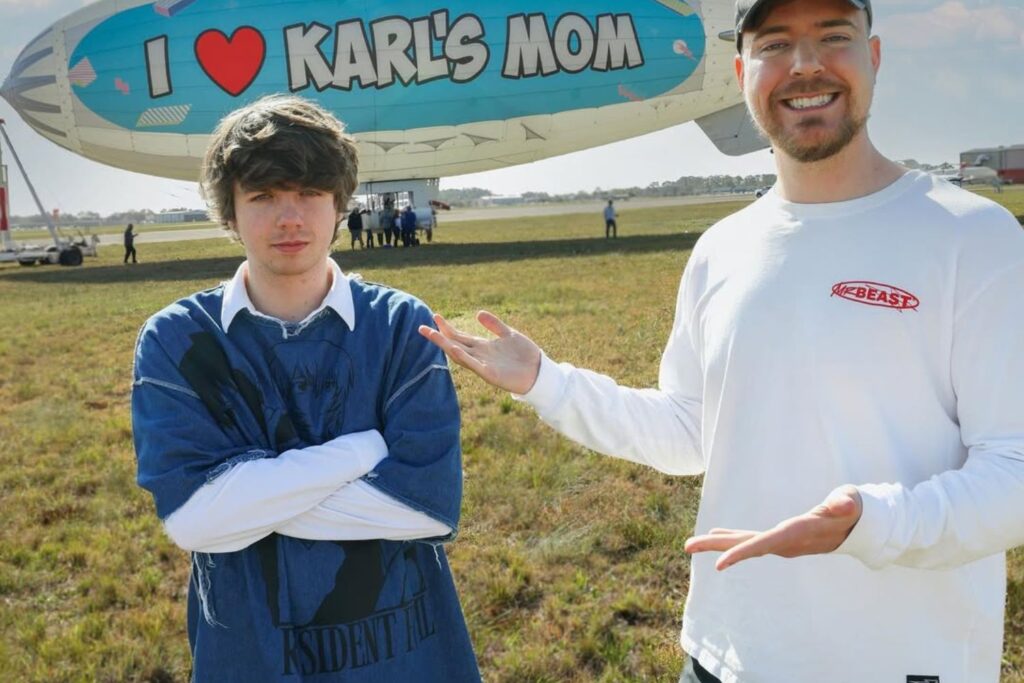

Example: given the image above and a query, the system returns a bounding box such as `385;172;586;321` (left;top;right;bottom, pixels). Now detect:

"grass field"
1;188;1023;682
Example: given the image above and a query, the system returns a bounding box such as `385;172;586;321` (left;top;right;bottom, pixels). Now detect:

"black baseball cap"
735;0;873;51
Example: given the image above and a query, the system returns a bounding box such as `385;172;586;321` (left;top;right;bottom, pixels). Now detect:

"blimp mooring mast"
0;120;96;266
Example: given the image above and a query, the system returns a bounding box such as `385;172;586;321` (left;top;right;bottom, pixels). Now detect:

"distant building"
960;144;1024;184
155;209;209;223
478;195;525;206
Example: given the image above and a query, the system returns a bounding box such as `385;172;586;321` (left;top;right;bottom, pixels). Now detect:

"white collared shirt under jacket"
521;171;1024;682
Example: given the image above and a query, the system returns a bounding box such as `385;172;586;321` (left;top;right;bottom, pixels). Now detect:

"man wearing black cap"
421;0;1024;681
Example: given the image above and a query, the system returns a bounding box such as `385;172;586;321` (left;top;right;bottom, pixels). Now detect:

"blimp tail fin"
695;103;768;157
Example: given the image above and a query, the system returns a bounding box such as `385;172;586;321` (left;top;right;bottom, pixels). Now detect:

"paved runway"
111;194;746;246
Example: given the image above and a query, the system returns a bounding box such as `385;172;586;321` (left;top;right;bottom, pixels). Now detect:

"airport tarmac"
117;194;748;245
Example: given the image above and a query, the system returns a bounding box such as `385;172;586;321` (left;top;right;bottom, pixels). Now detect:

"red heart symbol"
194;27;265;97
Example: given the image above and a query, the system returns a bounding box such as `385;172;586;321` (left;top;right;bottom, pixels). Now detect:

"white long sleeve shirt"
521;171;1024;682
163;261;450;553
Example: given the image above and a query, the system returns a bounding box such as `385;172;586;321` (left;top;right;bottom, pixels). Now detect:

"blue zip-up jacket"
400;210;417;233
131;276;480;682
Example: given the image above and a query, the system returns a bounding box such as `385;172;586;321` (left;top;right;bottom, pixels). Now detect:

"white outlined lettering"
332;20;377;90
592;14;644;72
210;12;645;97
503;13;643;78
444;14;488;83
552;14;595;74
412;16;448;84
371;17;417;88
432;10;449;40
503;14;558;78
284;23;333;91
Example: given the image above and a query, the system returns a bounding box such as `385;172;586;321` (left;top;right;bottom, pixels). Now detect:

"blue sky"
0;0;1021;216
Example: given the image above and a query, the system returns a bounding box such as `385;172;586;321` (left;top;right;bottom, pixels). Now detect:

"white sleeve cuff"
834;483;898;569
514;352;570;415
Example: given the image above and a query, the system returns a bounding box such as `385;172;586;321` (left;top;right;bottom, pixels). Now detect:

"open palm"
419;310;543;395
684;485;863;571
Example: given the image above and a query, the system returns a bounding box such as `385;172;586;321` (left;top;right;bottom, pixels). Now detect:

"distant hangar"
961;144;1024;184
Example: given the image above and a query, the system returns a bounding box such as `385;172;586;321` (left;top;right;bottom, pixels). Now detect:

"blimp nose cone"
3;27;70;144
1;59;20;109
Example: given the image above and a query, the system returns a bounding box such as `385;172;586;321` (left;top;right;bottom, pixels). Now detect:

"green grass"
1;190;1022;682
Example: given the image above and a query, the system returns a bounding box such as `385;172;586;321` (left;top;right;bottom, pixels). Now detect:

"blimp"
2;0;763;203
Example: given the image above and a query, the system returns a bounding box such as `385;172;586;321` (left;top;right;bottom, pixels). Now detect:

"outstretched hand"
684;485;863;571
418;311;542;395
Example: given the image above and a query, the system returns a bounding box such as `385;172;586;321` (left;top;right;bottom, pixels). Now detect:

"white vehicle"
936;154;1004;189
959;165;1001;185
935;167;1001;189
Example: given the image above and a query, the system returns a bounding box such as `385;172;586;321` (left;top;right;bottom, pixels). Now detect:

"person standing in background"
603;200;618;239
381;194;396;247
123;223;137;263
401;205;418;247
347;205;364;250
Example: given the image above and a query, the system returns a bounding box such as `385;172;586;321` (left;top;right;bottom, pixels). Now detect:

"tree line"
437;174;781;207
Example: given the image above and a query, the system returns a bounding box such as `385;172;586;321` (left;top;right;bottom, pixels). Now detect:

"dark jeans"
124;245;137;263
679;656;722;683
605;219;617;238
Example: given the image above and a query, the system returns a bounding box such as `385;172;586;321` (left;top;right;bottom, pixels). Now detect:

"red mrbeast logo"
831;281;920;311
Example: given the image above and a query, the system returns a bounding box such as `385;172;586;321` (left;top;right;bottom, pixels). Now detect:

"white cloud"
0;0;58;8
883;0;1024;50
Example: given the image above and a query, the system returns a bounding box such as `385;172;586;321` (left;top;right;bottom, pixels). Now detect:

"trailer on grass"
353;179;441;247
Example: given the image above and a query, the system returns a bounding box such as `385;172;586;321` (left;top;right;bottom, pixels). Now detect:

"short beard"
772;112;866;162
749;78;868;163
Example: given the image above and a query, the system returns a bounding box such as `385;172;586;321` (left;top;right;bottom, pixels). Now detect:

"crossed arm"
133;323;459;555
162;429;450;553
